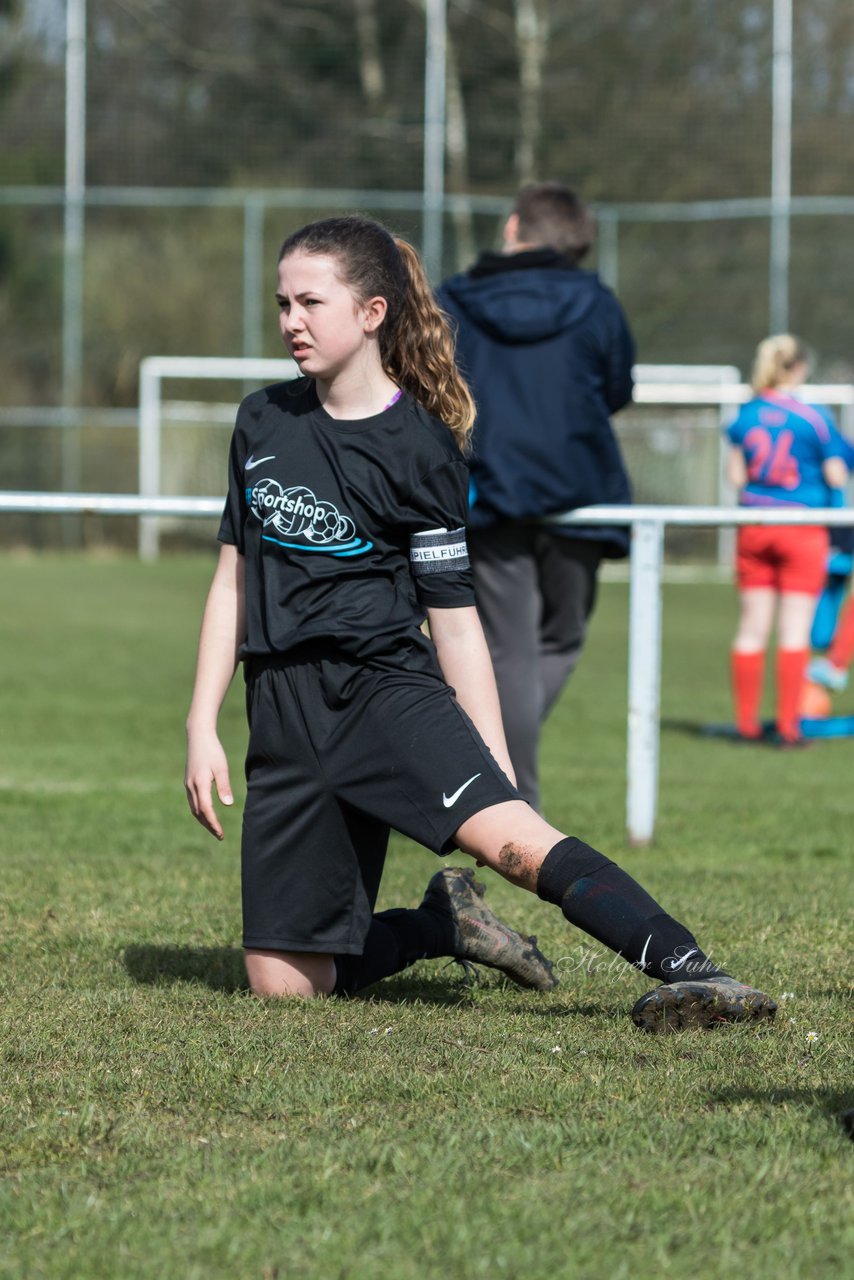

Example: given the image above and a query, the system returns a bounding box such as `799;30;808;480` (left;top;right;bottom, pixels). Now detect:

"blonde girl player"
185;215;776;1032
727;335;853;745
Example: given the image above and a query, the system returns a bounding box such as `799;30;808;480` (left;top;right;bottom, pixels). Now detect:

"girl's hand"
184;728;234;840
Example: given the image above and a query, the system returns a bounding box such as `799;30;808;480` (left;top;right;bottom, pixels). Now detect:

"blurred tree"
3;0;854;407
0;0;64;403
354;0;386;106
513;0;549;184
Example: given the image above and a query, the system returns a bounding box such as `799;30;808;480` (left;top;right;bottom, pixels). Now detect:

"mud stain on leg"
497;842;541;890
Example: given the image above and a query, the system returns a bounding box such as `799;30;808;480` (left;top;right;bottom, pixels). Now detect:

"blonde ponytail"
751;334;811;393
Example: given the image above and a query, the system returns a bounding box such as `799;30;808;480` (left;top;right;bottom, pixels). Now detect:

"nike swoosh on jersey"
442;773;482;808
245;454;276;471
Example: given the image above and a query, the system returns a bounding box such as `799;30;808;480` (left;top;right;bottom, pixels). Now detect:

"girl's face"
276;250;386;384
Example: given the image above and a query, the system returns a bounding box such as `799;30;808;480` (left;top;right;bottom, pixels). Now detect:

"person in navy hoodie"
437;182;635;811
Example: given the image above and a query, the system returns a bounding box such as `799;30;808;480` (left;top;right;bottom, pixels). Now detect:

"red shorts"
735;524;828;594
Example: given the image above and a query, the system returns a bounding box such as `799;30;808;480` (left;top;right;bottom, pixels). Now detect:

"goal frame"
138;355;297;559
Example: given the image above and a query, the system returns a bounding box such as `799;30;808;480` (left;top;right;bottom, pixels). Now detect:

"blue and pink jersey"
726;390;854;509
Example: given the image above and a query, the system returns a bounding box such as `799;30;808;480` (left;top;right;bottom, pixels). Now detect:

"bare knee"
244;949;337;999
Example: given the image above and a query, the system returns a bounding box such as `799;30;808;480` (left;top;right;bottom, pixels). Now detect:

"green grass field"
0;553;851;1280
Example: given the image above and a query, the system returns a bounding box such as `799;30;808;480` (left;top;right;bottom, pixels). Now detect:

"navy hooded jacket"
437;248;635;556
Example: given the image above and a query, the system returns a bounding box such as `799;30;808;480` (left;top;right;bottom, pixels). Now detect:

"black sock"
536;837;726;983
333;905;457;996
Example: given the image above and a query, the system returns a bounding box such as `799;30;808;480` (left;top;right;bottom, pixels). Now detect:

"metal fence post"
138;359;161;561
770;0;792;333
422;0;447;279
61;0;87;546
243;195;265;361
626;518;665;845
596;206;619;291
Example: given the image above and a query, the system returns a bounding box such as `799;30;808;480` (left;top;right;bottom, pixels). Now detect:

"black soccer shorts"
240;649;520;954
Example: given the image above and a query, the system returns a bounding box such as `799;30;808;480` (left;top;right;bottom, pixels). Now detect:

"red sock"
731;650;765;738
828;597;854;672
777;648;809;741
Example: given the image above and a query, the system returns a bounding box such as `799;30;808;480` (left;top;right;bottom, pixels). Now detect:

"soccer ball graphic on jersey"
249;478;356;545
250;478;289;529
274;485;317;536
306;504;355;544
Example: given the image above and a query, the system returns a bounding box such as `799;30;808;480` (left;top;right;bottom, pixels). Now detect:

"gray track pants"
469;525;602;812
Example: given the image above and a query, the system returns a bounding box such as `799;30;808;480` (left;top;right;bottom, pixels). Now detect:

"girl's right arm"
184;543;246;840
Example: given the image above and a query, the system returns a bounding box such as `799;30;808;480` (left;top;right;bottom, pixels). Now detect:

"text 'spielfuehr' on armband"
409;527;470;575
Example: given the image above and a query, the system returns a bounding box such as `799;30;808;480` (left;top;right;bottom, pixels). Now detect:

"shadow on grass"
353;970;607;1018
710;1085;854;1123
122;945;607;1015
661;717;738;740
123;944;249;993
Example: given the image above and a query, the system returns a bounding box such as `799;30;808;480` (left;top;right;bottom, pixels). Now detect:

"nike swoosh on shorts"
442;773;482;808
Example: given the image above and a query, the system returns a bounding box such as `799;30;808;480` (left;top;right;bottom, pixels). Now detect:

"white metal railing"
138;355;298;560
9;366;854;564
0;493;223;517
138;358;743;566
2;493;851;844
552;504;854;844
135;362;854;570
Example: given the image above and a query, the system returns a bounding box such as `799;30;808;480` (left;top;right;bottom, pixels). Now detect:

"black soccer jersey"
218;379;475;660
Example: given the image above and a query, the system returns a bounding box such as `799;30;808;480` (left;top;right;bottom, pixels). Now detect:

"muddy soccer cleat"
421;866;558;991
631;975;777;1033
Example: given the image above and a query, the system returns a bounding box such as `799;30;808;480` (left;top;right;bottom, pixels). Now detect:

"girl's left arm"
726;444;748;490
427;604;516;785
822;455;849;489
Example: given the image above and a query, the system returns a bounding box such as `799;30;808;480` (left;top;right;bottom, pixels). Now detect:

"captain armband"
409;526;470;575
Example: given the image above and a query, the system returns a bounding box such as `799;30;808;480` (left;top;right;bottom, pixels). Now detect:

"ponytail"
387;238;475;451
278;215;475;451
751;333;811;393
